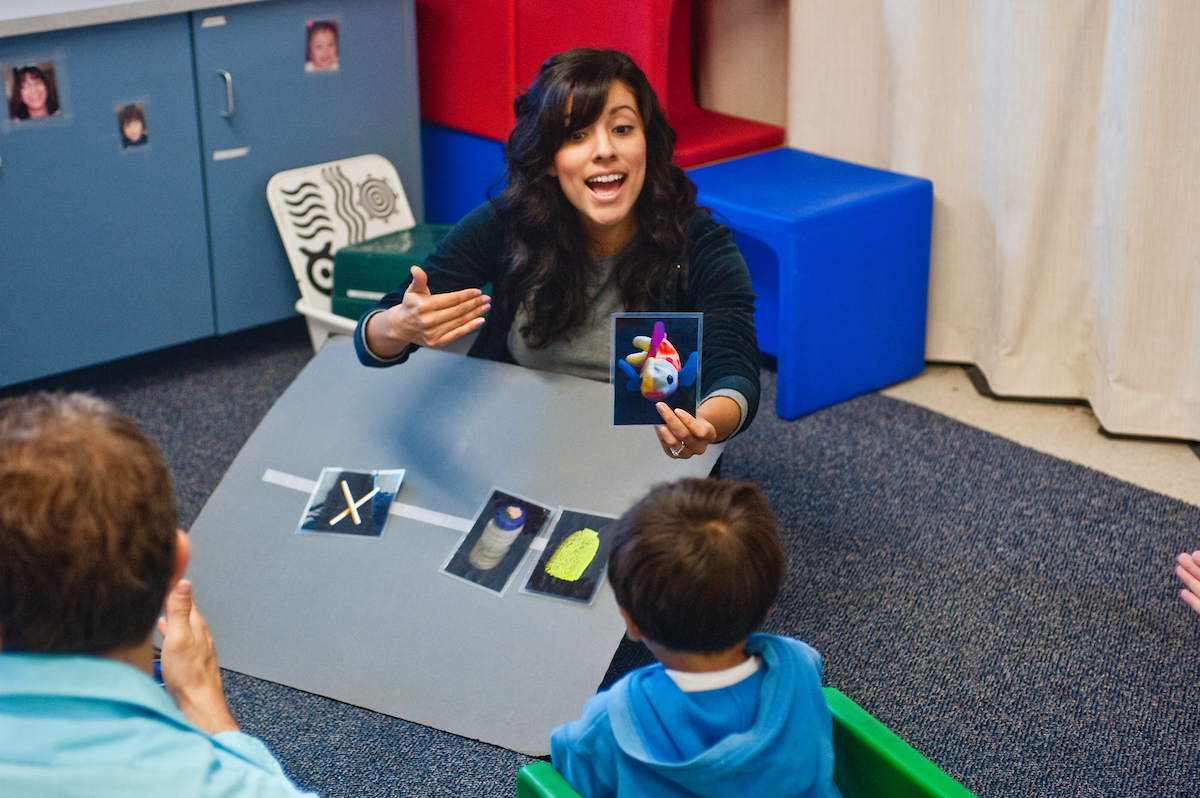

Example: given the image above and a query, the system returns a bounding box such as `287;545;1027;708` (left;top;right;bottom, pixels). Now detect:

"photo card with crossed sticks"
298;468;405;537
522;508;619;605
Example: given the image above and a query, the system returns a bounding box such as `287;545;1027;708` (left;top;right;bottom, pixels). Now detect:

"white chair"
266;154;417;350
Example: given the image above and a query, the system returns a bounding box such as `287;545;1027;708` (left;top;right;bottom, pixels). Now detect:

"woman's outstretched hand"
364;265;491;358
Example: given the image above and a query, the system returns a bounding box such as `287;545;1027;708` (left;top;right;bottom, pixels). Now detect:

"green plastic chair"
515;687;975;798
823;688;975;798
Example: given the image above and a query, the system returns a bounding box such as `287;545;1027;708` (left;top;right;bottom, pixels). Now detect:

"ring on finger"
670;443;685;457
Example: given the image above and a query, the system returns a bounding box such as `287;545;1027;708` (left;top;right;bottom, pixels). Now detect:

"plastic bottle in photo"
469;503;527;570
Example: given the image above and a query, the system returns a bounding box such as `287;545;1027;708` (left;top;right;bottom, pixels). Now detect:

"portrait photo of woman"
7;63;60;121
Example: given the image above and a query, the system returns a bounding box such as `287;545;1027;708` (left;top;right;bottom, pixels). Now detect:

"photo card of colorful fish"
522;508;620;605
611;313;702;426
298;467;405;537
441;488;554;596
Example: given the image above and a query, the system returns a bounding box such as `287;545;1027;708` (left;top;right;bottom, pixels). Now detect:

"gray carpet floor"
6;317;1199;797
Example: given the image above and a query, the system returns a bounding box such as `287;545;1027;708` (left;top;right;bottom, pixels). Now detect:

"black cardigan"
355;201;762;431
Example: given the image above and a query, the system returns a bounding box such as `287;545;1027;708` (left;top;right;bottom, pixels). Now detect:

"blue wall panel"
421;121;506;225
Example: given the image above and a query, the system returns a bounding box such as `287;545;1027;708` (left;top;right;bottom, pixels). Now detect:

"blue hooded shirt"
551;633;842;798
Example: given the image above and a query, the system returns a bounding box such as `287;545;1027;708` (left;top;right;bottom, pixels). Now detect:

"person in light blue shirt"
551;478;842;798
0;392;315;797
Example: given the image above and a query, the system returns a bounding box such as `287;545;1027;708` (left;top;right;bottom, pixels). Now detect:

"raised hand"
1176;550;1200;615
365;265;491;358
157;580;240;735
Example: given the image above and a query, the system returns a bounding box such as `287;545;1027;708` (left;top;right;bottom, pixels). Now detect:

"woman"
356;48;760;459
9;65;59;120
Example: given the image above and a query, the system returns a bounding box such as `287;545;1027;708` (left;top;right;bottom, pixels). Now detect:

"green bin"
331;224;453;321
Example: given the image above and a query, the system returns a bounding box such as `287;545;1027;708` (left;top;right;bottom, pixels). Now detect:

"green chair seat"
330;224;453;321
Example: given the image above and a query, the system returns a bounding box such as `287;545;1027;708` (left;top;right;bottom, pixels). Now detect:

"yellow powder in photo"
544;528;600;581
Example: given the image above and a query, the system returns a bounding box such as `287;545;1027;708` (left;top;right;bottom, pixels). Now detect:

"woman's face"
309;29;338;70
549;80;647;255
20;74;48;117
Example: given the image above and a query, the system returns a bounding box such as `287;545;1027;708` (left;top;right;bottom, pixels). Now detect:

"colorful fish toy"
617;321;699;400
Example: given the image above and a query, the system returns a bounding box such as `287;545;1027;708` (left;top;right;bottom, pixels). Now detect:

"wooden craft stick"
341;480;362;525
331;485;380;526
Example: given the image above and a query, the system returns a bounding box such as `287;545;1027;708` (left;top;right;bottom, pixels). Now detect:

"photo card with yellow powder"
522;508;619;604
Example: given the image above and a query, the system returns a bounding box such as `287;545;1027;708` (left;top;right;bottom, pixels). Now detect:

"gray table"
186;338;722;755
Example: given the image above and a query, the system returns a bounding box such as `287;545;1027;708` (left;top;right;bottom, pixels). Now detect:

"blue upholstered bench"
688;148;933;419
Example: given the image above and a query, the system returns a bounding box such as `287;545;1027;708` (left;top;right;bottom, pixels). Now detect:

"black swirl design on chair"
301;240;335;296
282;181;335;244
323;166;367;244
279;181;318;195
357;175;398;221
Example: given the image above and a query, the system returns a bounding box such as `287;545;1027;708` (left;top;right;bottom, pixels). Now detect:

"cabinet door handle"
217;70;234;118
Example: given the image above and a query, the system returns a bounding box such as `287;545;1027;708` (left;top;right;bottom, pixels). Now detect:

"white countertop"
0;0;271;38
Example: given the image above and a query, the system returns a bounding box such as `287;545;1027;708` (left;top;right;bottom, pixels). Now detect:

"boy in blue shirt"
0;393;314;797
551;478;841;798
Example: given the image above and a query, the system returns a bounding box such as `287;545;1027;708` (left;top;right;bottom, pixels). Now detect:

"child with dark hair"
551;478;841;798
118;103;147;148
305;20;339;72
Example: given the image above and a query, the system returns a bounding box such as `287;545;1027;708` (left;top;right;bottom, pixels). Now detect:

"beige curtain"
785;0;1200;440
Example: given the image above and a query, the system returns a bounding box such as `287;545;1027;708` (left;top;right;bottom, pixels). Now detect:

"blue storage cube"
421;121;507;224
688;148;933;420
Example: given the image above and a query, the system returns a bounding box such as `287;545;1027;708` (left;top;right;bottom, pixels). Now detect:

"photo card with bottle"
522;508;619;605
440;488;553;596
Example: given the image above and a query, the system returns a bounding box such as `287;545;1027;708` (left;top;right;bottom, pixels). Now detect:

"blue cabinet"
192;0;422;333
0;14;213;386
0;0;422;383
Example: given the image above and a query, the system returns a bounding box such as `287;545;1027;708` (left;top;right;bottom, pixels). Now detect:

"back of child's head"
0;392;177;655
607;478;785;653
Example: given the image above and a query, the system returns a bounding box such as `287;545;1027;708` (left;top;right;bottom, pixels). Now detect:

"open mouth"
586;173;626;197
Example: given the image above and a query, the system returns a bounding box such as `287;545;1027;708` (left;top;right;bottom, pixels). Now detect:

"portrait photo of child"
117;102;147;148
305;20;339;72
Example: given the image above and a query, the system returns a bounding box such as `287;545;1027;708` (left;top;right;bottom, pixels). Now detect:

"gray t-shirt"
508;253;623;382
506;253;749;433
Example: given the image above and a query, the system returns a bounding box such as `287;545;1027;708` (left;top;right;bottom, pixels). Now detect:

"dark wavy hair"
495;48;697;349
9;65;59;120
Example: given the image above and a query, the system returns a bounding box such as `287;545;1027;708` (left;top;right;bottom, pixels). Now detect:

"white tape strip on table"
262;469;317;494
387;501;473;532
262;469;473;532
